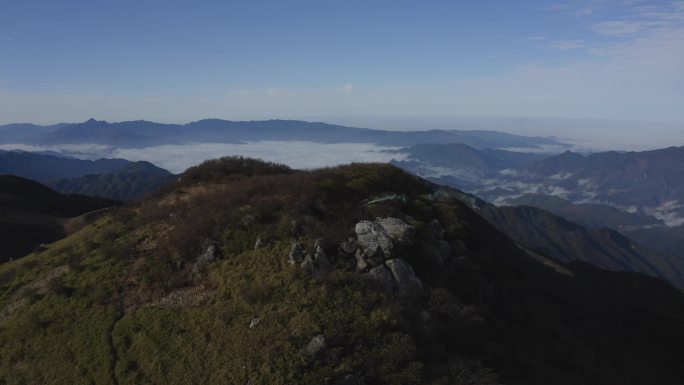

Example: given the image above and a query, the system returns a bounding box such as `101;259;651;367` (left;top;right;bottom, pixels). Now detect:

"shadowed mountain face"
505;193;662;230
0;151;175;201
0;175;119;262
0;150;131;183
47;161;177;201
0;118;565;149
1;159;684;385
430;186;684;290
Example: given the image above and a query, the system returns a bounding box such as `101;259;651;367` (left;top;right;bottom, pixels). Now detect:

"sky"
0;0;683;130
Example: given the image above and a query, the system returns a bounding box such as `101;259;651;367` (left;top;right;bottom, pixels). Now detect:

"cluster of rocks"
288;239;332;276
285;216;461;295
292;217;428;294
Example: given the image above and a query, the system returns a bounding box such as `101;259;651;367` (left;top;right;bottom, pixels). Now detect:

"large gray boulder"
355;220;393;259
376;217;414;243
368;264;395;293
385;258;423;293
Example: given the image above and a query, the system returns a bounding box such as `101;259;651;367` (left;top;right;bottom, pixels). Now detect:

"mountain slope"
0;175;119;262
505;193;661;230
390;143;548;191
0;150;132;183
47;161;177;201
517;146;684;224
480;204;684;289
435;187;684;289
1;159;684;385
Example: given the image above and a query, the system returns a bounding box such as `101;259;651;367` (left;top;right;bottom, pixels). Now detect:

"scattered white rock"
305;334;327;357
249;317;261;328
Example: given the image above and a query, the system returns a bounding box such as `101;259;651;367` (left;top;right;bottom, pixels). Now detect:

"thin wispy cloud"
592;20;667;36
547;40;585;50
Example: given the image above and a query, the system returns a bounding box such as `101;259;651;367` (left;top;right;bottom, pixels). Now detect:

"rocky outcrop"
355;221;393;260
376;217;415;243
385;258;423;293
288;217;425;294
354;217;414;270
368;264;395;293
351;218;423;294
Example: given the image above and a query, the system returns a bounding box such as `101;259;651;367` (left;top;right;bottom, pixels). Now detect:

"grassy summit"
1;157;684;385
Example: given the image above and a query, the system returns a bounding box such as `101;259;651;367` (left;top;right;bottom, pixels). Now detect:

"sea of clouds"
0;141;409;174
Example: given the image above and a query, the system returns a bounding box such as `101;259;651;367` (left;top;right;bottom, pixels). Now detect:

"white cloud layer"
0;142;408;173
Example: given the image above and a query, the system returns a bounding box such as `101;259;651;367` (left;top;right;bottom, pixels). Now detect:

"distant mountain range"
391;143;548;190
0;175;119;262
0;118;567;149
393;143;684;274
435;186;684;289
394;143;684;227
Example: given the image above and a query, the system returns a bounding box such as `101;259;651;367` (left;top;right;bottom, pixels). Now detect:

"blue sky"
0;0;682;127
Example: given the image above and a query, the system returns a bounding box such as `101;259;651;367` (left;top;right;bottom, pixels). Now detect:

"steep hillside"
624;224;684;258
0;176;119;262
504;194;661;230
47;161;176;201
479;204;684;289
1;159;684;385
